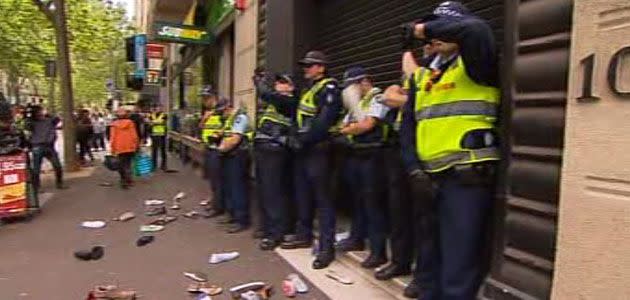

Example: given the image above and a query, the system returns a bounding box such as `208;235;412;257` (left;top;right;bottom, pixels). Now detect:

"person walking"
401;2;500;298
92;113;106;151
110;107;139;189
76;109;94;165
149;105;168;171
25;105;66;193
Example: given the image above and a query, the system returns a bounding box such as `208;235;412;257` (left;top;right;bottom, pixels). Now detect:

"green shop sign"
153;22;212;44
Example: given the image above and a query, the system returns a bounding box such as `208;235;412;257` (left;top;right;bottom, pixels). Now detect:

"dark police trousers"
222;149;250;226
420;164;494;300
385;146;425;277
293;143;335;251
151;135;167;170
255;141;291;241
346;147;388;258
205;148;225;213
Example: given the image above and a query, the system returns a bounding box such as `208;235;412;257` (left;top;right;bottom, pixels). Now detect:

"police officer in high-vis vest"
261;51;342;270
149;105;168;171
199;87;227;219
253;73;296;251
217;102;252;234
400;2;500;299
338;67;391;269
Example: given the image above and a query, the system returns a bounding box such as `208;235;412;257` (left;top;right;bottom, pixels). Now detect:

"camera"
400;22;429;51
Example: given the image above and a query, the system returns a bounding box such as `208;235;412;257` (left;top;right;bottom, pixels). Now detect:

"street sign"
145;70;161;85
134;34;147;79
152;22;212;45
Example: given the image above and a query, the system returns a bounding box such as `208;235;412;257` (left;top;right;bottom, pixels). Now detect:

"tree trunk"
53;0;79;171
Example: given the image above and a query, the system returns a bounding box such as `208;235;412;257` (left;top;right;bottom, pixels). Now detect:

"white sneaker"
139;225;165;232
145;199;165;206
208;251;240;264
287;273;308;293
81;220;107;229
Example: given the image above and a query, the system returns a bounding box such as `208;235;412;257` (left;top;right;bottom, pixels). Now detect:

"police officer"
199;87;227;219
267;51;343;270
400;2;500;299
217;102;252;234
253;73;296;250
149;105;168;171
338;67;390;269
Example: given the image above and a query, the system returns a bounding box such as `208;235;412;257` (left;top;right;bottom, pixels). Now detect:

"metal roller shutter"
316;0;504;87
481;0;573;299
257;0;267;68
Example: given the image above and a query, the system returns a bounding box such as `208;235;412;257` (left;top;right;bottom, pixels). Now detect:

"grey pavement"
0;156;330;300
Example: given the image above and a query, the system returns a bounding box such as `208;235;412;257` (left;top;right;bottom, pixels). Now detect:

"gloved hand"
401;22;416;51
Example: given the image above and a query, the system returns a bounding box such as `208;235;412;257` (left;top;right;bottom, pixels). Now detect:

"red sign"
0;153;28;215
146;43;165;59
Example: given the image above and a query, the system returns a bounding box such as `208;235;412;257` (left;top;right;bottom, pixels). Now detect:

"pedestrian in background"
91;112;106;151
109;107;139;189
76;109;94;165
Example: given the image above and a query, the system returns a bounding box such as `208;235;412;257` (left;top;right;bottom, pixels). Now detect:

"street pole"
48;76;55;114
53;0;78;171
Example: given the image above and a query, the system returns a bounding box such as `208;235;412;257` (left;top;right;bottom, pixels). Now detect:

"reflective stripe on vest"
150;113;166;136
414;100;497;121
414;56;500;173
201;114;224;145
297;78;335;129
258;105;292;128
223;110;254;142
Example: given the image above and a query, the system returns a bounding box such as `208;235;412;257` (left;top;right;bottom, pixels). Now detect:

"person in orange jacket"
110;107;139;189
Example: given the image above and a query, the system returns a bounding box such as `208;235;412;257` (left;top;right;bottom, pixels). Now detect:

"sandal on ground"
325;270;354;285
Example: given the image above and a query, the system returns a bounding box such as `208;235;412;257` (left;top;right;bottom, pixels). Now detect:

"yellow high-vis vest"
150;112;166;136
413;56;500;173
201;112;224;145
296;78;335;129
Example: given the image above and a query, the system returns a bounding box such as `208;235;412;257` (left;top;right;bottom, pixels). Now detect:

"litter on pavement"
81;220;107;229
148;215;177;226
136;235;154;247
144;199;165;206
324;269;354;285
282;280;296;298
187;282;223;296
74;246;104;261
86;285;136;300
183;210;200;219
184;271;208;282
194;294;211;300
139;225;164;232
145;206;166;216
173;192;186;200
208;251;240;264
112;212;135;222
229;282;269;299
199;199;210;206
287;273;308;293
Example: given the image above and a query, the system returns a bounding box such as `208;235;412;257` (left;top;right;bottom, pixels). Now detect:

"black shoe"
403;279;420;299
90;246;104;260
259;238;281;251
280;239;312;250
375;263;412;281
227;223;250;234
136;235;155;247
335;238;365;252
145;206;166;216
312;251;335;269
360;254;387;269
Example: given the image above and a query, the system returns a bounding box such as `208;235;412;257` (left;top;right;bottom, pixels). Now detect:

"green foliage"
0;0;133;107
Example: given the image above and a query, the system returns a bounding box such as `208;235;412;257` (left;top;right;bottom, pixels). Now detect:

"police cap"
299;51;328;66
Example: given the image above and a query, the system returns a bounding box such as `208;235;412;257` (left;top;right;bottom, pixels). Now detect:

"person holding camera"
253;72;296;250
25;105;66;192
399;2;500;299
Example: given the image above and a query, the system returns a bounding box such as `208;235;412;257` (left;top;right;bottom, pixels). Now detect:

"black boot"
312;250;335;269
375;263;412;280
335;238;365;252
360;254;387;269
403;278;419;299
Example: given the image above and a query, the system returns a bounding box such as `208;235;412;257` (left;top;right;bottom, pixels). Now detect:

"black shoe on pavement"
312;251;335;269
280;239;312;250
335;238;365;252
227;223;250;234
375;263;412;281
259;238;281;251
403;278;420;299
361;254;387;269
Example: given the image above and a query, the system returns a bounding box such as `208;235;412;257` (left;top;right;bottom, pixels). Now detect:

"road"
0;157;330;300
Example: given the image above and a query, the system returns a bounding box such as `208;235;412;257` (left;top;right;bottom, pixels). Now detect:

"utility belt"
428;161;497;186
350;145;383;157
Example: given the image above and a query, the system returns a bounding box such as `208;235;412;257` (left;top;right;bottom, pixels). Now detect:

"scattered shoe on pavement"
112;212;135;222
173;192;186;200
208;251;240;264
145;206;167;216
240;290;260;300
136;235;154;247
170;204;181;210
139;225;165;232
144;199;165;206
148;215;177;226
287;273;308;293
187;282;223;296
87;285;136;300
199;199;210;206
281;279;296;298
183;210;200;219
184;271;208;282
74;246;104;261
229;282;267;299
325;270;353;285
81;220;107;229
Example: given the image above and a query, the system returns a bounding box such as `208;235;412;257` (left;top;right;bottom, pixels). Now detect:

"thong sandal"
325;270;354;285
